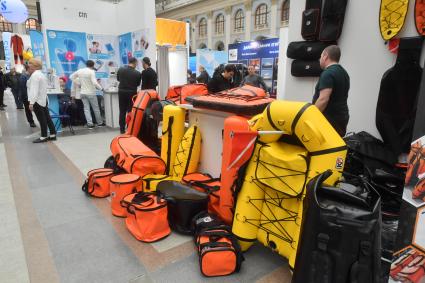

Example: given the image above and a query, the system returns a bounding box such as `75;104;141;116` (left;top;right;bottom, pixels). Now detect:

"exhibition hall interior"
0;0;425;282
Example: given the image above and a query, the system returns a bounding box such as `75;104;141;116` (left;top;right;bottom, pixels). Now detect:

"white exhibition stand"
104;90;120;128
180;104;233;177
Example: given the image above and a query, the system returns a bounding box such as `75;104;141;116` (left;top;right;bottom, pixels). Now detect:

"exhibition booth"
8;0;425;281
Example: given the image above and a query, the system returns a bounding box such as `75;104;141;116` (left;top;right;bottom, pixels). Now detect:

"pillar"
244;0;252;41
225;7;231;50
270;0;278;37
190;16;197;53
207;11;213;49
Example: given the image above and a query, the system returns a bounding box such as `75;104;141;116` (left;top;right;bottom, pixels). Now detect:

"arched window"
216;41;225;51
255;3;268;28
215;14;224;35
281;0;290;23
0;16;13;32
234;9;244;32
199;18;207;37
199;43;207;49
25;18;41;32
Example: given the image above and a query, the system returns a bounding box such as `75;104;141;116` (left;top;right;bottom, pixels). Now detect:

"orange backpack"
110;135;166;177
110;174;142;217
182;173;221;215
166;84;208;104
81;168;114;198
121;192;171;242
126;90;159;137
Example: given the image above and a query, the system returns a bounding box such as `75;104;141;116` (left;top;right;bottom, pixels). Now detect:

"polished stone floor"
0;93;290;283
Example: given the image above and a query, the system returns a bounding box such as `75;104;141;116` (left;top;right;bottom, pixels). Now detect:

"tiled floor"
0;93;290;283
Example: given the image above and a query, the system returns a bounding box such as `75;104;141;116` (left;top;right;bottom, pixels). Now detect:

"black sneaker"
29;122;36;128
33;137;48;143
0;107;4;111
87;124;95;129
0;104;7;107
48;136;57;141
97;123;106;127
17;107;24;110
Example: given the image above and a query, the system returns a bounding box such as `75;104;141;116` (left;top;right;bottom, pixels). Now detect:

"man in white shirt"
27;58;57;143
70;60;104;129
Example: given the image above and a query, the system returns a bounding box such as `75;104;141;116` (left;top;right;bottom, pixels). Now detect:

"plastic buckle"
317;233;330;251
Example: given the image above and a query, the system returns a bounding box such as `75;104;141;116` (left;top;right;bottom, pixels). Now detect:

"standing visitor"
207;64;236;93
241;65;268;92
141;57;158;90
70;60;104;129
6;68;23;109
117;57;142;134
0;67;6;110
313;45;350;137
196;65;210;84
19;65;35;127
27;58;57;143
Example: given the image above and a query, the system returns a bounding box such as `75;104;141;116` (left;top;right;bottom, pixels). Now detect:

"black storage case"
291;60;322;77
287;41;333;60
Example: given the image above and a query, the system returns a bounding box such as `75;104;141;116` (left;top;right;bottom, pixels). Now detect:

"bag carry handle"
349;241;373;283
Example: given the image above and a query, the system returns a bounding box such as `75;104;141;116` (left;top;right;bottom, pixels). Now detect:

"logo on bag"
111;192;116;198
335;157;344;169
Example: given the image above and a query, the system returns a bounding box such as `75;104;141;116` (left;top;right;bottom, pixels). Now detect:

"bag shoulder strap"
349;241;373;283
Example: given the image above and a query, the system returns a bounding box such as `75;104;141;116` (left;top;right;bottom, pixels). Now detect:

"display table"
180;104;234;177
104;90;120;128
47;89;64;132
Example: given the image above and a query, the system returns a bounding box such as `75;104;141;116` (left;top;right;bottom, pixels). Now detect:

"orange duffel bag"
126;89;159;137
182;173;221;215
121;192;171;242
166;84;208;104
110;134;166;177
110;174;142;217
81;168;114;197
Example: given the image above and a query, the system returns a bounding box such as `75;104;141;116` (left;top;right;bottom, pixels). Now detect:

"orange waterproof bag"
166;84;208;104
182;173;221;214
121;192;171;242
110;135;166;177
81;168;114;197
110;174;142;217
126;90;159;137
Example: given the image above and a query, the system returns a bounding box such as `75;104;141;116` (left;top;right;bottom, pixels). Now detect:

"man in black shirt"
207;64;236;93
141;57;158;90
196;65;210;84
117;57;142;133
313;45;350;136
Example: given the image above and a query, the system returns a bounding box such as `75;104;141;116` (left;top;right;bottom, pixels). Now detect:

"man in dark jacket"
241;65;268;93
117;57;142;133
196;65;210;84
207;64;235;93
19;65;36;127
0;67;6;110
6;68;23;109
141;57;158;90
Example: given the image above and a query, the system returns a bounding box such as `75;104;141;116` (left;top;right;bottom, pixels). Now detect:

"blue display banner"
29;30;47;73
86;33;119;79
2;32;12;72
228;38;280;97
189;56;196;73
46;30;88;88
196;49;228;78
118;32;132;65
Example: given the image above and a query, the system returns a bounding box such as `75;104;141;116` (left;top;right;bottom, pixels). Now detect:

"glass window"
199;18;207;37
234;9;244;32
281;0;290;23
25;18;41;32
215;14;224;35
0;16;13;32
255;4;268;28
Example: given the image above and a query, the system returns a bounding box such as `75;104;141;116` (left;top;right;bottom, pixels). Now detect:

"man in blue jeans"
70;60;104;129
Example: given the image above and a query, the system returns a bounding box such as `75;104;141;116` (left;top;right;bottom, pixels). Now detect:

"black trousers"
22;95;34;124
0;89;4;106
33;102;56;138
118;90;136;134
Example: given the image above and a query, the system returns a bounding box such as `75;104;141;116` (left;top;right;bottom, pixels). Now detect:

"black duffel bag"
287;41;332;60
293;170;382;283
291;60;322;77
157;181;208;235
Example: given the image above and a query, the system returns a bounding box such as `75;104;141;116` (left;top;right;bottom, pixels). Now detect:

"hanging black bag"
318;0;349;41
287;41;332;60
292;170;382;283
291;60;322;77
301;0;323;40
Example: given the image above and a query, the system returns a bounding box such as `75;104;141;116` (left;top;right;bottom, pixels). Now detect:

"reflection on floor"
0;93;291;283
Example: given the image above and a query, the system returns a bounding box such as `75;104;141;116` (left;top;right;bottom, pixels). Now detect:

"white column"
245;0;252;41
207;12;213;49
270;0;278;37
225;7;231;50
190;16;197;53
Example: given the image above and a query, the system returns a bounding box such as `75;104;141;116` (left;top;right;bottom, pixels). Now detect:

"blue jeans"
80;94;103;126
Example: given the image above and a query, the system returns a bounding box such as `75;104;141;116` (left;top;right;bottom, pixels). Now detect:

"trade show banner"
118;32;132;66
86;33;119;79
47;30;88;86
196;49;227;79
132;29;150;70
228;38;280;97
189;55;196;73
390;70;425;282
29;30;47;73
2;32;12;71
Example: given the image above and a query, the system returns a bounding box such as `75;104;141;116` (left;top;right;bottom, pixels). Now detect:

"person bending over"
313;45;350;137
141;57;158;90
117;57;142;134
70;60;104;129
28;59;57;143
241;65;268;93
207;64;236;93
